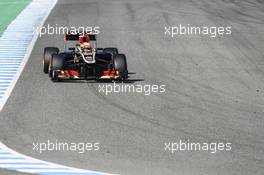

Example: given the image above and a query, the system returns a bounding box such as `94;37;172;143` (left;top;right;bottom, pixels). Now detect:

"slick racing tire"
51;54;64;70
51;70;59;82
103;48;118;56
50;54;64;80
43;47;59;74
113;54;128;80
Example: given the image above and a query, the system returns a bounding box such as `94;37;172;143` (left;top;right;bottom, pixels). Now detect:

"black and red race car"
43;32;128;81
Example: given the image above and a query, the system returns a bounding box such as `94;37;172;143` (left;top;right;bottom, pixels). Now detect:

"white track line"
0;0;57;111
0;0;117;174
0;143;116;175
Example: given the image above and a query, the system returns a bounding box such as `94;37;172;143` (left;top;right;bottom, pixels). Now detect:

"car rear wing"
64;32;96;41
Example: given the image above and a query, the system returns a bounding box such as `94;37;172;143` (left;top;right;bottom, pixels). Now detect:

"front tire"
51;54;64;70
50;54;64;81
113;54;128;80
43;47;59;74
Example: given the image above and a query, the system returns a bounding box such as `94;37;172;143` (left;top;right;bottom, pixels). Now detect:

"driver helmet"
79;35;92;48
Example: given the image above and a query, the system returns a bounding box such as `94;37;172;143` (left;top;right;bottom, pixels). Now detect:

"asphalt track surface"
1;0;264;174
0;169;31;175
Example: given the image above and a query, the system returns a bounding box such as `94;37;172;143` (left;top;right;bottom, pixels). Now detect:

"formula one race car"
43;32;128;81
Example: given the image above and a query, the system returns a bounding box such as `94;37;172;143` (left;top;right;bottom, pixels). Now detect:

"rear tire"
113;54;128;80
43;47;59;74
103;48;118;56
